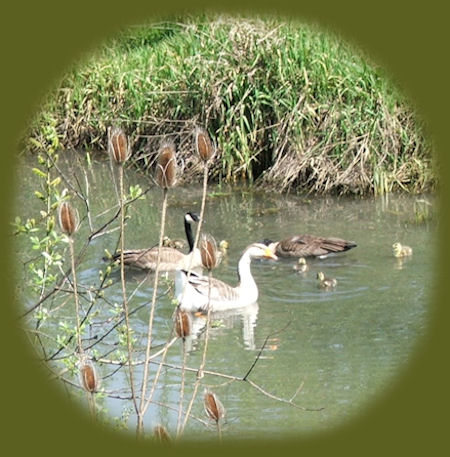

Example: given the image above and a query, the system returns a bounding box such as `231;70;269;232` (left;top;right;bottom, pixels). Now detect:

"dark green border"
3;1;448;455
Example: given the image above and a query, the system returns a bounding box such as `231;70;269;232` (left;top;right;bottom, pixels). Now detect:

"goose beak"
263;247;278;261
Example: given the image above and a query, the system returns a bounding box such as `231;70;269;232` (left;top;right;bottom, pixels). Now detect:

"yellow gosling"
293;257;308;273
392;242;413;258
317;271;337;289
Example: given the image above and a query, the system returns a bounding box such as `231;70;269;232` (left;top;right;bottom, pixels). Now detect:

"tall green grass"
26;15;435;195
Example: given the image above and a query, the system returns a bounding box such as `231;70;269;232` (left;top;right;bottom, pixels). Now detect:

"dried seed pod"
194;127;215;162
58;201;79;236
175;309;191;339
153;424;171;442
78;359;99;393
108;127;130;164
204;390;225;423
155;141;177;189
200;233;219;271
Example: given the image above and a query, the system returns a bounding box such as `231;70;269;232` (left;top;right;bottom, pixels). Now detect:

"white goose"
175;243;277;312
112;212;202;272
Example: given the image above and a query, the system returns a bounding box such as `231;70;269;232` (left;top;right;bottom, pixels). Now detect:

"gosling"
293;257;308;273
392;242;413;258
317;271;337;289
162;236;185;250
219;240;229;256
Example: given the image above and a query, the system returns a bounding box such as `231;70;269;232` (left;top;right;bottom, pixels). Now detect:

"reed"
175;308;191;437
195;127;215;162
187;127;215;275
179;234;219;437
137;140;178;438
57;201;82;355
155;141;177;189
79;359;99;393
200;233;220;271
58;201;78;236
199;234;219;367
175;309;191;340
204;390;225;441
176;135;218;437
78;357;100;419
108;127;139;416
108;126;131;165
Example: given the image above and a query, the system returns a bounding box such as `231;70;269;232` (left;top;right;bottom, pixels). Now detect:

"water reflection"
393;256;413;270
185;302;259;352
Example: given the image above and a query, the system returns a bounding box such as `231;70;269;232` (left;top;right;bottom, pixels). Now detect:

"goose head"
245;242;278;261
184;212;200;253
260;238;278;254
392;242;402;257
185;212;200;224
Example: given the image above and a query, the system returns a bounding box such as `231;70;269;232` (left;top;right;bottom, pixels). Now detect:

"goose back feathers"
264;234;356;258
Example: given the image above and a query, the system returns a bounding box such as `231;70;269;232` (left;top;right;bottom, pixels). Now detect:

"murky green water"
14;155;436;440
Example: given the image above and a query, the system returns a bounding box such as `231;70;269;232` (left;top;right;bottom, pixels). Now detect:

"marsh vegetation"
26;15;435;195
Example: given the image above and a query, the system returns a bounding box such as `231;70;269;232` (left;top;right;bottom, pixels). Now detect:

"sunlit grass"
25;14;435;195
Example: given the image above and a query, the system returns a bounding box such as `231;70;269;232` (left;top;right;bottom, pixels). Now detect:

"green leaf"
32;168;47;178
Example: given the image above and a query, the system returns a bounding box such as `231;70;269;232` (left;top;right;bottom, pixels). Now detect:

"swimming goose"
317;271;337;289
263;234;356;259
175;243;277;312
392;242;413;258
112;212;202;272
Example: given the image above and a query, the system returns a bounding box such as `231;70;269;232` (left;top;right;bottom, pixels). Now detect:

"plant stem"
176;338;187;438
69;236;82;355
118;165;138;414
177;162;211;437
137;187;169;438
179;270;213;437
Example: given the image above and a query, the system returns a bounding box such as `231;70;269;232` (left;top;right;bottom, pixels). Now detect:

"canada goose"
263;234;356;259
112;212;202;272
175;243;278;313
293;257;308;273
392;242;413;258
317;271;337;289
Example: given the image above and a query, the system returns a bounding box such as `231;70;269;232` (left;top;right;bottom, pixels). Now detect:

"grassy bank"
26;15;435;195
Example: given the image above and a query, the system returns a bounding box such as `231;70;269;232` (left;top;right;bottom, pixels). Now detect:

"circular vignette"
3;2;449;457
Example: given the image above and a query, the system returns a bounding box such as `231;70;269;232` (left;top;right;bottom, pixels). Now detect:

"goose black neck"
184;218;195;252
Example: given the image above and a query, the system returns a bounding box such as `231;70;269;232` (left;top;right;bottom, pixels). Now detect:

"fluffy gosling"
219;239;229;256
317;271;337;289
392;242;413;258
293;257;308;273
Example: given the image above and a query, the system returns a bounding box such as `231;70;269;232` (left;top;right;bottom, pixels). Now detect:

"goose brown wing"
115;246;185;270
277;235;356;258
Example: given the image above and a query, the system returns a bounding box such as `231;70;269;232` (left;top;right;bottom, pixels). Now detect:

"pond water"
14;155;436;440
